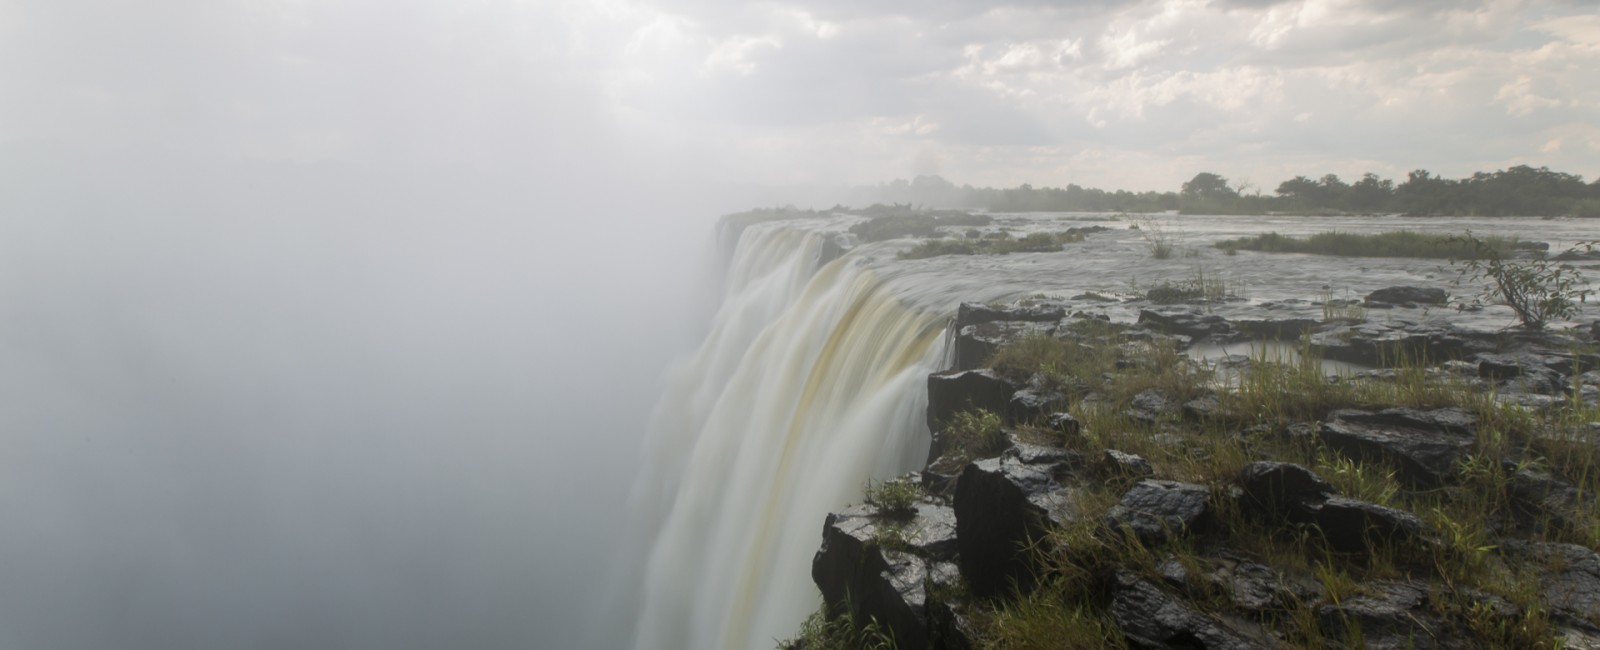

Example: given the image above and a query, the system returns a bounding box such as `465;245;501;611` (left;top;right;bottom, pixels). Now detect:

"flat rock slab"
1110;571;1280;650
1317;581;1448;649
1103;479;1210;545
1316;497;1429;555
1237;461;1336;523
1319;408;1477;487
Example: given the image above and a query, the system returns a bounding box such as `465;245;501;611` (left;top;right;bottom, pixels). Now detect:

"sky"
0;1;1595;649
3;0;1597;194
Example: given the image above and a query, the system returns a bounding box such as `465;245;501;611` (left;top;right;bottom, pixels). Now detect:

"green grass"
955;324;1600;649
1142;267;1241;304
1215;230;1521;259
862;478;924;520
942;409;1007;460
898;229;1104;259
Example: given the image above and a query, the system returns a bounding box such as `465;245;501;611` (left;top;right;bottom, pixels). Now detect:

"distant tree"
1276;175;1321;204
1346;173;1395;211
1182;172;1237;199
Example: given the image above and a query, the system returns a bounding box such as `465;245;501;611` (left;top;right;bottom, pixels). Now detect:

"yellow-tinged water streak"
630;222;947;650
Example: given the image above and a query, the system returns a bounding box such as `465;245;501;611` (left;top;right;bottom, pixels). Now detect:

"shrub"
1451;233;1596;330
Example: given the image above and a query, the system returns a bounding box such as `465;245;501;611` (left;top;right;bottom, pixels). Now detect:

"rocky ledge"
797;296;1600;649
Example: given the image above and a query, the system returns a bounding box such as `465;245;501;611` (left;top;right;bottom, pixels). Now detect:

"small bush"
862;478;923;519
1451;233;1596;330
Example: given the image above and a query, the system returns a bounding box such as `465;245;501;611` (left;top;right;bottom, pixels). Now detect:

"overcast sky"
3;0;1597;193
0;2;1595;648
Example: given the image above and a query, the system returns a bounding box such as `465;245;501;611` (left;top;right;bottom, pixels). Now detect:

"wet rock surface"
808;298;1600;649
1110;571;1278;650
1103;479;1211;545
926;369;1017;432
1237;461;1336;523
1316;497;1430;554
1365;286;1448;306
812;496;962;650
953;454;1074;599
1318;408;1477;486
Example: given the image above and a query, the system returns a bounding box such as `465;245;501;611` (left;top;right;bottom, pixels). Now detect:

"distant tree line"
856;166;1600;217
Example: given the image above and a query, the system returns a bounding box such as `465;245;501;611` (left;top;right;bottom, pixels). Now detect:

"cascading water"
625;220;948;650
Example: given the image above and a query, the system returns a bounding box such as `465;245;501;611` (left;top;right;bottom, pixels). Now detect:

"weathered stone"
1139;309;1233;340
1518;542;1600;626
953;456;1073;599
1365;286;1448;306
1237;461;1336;523
1047;412;1082;437
927;369;1019;433
1309;322;1496;367
1316;497;1428;554
1104;479;1211;545
812;498;963;650
926;561;978;650
1009;388;1064;425
954;321;1056;371
1103;449;1155;479
1316;581;1445;649
1109;571;1278;650
1509;465;1585;529
1127;389;1179;426
1319;408;1477;486
956;301;1067;327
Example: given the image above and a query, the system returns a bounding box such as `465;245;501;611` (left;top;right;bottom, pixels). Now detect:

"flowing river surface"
623;212;1597;650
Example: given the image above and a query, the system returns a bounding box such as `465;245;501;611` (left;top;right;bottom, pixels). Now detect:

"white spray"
626;220;947;649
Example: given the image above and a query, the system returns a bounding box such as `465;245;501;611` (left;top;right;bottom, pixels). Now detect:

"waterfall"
625;220;948;650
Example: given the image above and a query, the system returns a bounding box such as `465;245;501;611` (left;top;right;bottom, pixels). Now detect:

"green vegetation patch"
1215;230;1520;259
959;325;1600;649
898;228;1105;260
849;208;992;242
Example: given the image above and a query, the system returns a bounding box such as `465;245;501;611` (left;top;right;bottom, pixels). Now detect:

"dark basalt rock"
1508;465;1587;531
1009;388;1065;425
1127;389;1179;426
1237;461;1336;523
954;321;1056;371
926;561;978;650
1365;286;1448;306
1309;321;1496;367
1316;497;1429;554
927;369;1019;433
1139;309;1233;340
1318;408;1477;487
1047;412;1082;437
1477;351;1577;378
812;499;962;650
1316;581;1447;649
956;301;1067;327
1103;479;1211;545
1103;449;1155;479
953;455;1075;599
1508;542;1600;628
1109;570;1278;650
1478;352;1571;396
